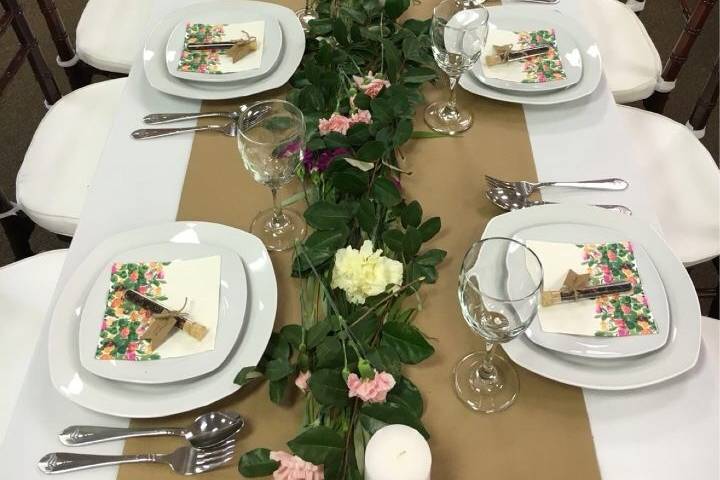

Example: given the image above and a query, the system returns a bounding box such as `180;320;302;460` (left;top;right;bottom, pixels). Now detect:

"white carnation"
331;240;404;304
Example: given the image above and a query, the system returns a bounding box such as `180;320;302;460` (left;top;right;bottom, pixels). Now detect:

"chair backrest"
0;0;61;105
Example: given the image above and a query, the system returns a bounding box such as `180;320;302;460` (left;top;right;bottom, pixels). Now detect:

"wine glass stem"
446;74;460;116
270;188;285;228
478;341;498;380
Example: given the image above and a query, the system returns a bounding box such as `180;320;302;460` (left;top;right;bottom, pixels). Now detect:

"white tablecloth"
1;1;717;479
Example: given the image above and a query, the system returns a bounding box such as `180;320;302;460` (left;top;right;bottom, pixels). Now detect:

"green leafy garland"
235;1;444;478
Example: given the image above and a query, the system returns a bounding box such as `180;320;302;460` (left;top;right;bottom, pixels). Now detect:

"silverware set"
484;175;632;215
38;411;244;475
131;104;271;140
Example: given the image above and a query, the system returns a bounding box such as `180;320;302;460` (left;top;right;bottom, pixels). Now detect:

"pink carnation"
349;109;372;125
318;113;351;136
353;71;391;99
295;371;311;393
347;370;395;403
269;451;324;480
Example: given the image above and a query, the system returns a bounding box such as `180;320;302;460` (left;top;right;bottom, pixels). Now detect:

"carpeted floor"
0;0;718;315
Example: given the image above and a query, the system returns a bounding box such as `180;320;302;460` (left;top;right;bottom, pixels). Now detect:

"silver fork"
37;438;235;475
132;121;237;140
143;111;242;124
485;175;628;197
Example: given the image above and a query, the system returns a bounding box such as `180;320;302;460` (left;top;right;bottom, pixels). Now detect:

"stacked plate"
143;0;305;100
48;222;277;417
484;205;702;390
460;5;602;105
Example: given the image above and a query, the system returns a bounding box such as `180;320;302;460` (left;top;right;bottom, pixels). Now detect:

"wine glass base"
424;100;473;135
453;351;519;413
250;208;306;252
295;8;318;30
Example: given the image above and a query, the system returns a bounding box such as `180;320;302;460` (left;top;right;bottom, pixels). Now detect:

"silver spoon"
486;187;632;215
58;411;245;448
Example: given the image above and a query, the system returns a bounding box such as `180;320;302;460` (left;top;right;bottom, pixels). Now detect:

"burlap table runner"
118;1;600;478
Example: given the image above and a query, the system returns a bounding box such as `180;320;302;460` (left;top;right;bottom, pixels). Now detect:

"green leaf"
269;376;289;405
323;131;352;148
394;118;413;146
382;229;404;255
332;169;368;195
418;217;441;241
384;0;410;19
416;249;447;266
233;366;263;387
264;116;294;131
291;245;334;277
306;320;333;349
372;178;401;207
345;158;375;172
381;322;434;364
354;93;371;110
287;426;345;465
315;336;345;369
346;123;371;145
279;325;302;350
267;333;291;359
360;402;429;438
403;226;422;258
387;376;423;417
341;6;367;24
356;141;386;162
299;85;325;112
238;448;280;477
403;67;437;84
304;201;351;230
401;200;422;228
366;344;402;377
308;18;333;36
308;368;349;407
403;18;432;36
333;18;349;46
265;357;293;381
411;130;452;138
357;197;378;236
305;226;349;252
382;39;402;82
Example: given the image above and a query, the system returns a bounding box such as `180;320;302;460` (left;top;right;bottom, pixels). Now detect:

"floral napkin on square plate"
95;256;221;361
177;21;265;74
481;28;566;83
527;240;658;337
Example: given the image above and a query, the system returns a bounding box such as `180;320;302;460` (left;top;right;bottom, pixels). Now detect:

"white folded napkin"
177;21;265;74
527;240;658;337
95;255;221;361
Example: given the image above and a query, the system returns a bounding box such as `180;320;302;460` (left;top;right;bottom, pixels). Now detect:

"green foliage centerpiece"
236;1;445;478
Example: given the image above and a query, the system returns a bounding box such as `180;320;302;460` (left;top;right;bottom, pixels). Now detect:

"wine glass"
237;100;306;252
295;0;318;31
454;237;543;413
425;0;489;135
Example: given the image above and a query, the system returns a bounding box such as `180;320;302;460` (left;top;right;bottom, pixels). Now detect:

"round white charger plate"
143;0;304;100
460;5;601;105
165;17;283;83
78;242;247;384
508;225;670;359
484;205;701;390
48;222;277;418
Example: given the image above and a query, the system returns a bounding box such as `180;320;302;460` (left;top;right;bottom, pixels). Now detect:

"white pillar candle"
364;424;432;480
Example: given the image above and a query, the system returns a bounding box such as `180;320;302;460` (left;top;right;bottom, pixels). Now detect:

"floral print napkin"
95;256;221;361
527;240;658;337
481;28;566;83
177;21;265;74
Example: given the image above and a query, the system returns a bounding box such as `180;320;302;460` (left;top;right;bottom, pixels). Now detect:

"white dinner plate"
143;0;304;100
49;222;277;417
483;205;701;390
78;242;248;384
460;5;601;105
474;16;582;93
166;17;283;83
515;226;670;359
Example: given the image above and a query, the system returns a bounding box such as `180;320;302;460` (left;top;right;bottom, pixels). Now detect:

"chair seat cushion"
582;0;661;103
16;79;126;236
0;250;67;443
618;106;720;265
76;0;152;74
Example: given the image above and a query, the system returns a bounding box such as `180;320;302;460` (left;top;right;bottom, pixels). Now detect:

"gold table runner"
118;1;600;478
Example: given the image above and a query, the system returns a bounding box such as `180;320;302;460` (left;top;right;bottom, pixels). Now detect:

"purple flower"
303;147;352;173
